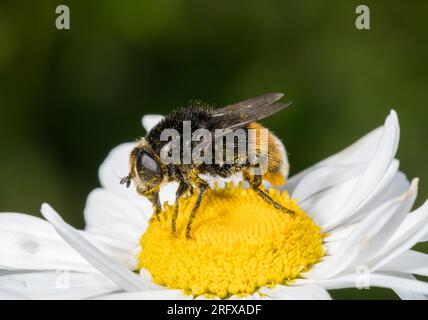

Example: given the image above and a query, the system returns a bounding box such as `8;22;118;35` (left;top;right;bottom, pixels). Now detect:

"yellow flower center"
138;184;324;298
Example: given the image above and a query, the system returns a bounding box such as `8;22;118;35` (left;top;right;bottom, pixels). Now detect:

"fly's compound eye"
137;151;162;184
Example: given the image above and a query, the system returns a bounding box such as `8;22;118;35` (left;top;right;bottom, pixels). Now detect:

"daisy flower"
1;110;428;300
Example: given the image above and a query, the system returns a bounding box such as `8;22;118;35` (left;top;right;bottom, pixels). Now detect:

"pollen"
138;183;324;298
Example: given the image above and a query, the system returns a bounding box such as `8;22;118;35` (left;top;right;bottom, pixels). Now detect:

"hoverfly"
121;93;293;238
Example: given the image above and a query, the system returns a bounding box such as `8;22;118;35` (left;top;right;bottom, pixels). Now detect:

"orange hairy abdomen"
247;122;286;186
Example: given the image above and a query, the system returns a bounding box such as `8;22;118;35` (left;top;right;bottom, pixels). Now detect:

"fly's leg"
172;180;190;235
185;181;209;239
255;188;295;215
246;172;294;215
146;190;162;221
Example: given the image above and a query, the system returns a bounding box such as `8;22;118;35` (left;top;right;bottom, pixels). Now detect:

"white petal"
292;163;364;203
142;115;164;133
0;213;95;273
288;111;400;230
259;284;331;300
370;199;428;271
324;223;356;243
323;241;341;255
324;111;400;229
94;289;188;300
378;250;428;276
298;273;428;295
299;160;402;230
286;125;383;193
380;250;428;300
0;290;25;299
84;223;142;256
299;177;358;226
306;178;418;279
83;233;140;271
304;161;404;230
84;188;149;243
80;189;145;269
98;142;136;194
41;204;147;292
350;167;408;223
0;271;118;300
377;253;428;299
391;274;427;300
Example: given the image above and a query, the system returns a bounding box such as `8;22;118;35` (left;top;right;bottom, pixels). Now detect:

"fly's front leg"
154;195;162;220
185;180;209;239
172;180;190;235
245;172;294;215
145;190;162;221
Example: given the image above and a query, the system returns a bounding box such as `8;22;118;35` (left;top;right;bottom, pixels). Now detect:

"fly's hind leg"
245;172;294;215
185;180;209;239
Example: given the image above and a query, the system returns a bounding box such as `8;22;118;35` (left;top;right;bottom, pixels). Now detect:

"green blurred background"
1;1;427;299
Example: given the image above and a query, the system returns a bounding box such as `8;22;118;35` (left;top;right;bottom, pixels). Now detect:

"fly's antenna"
118;173;131;188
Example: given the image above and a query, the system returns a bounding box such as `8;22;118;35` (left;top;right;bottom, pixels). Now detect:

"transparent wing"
211;93;291;130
